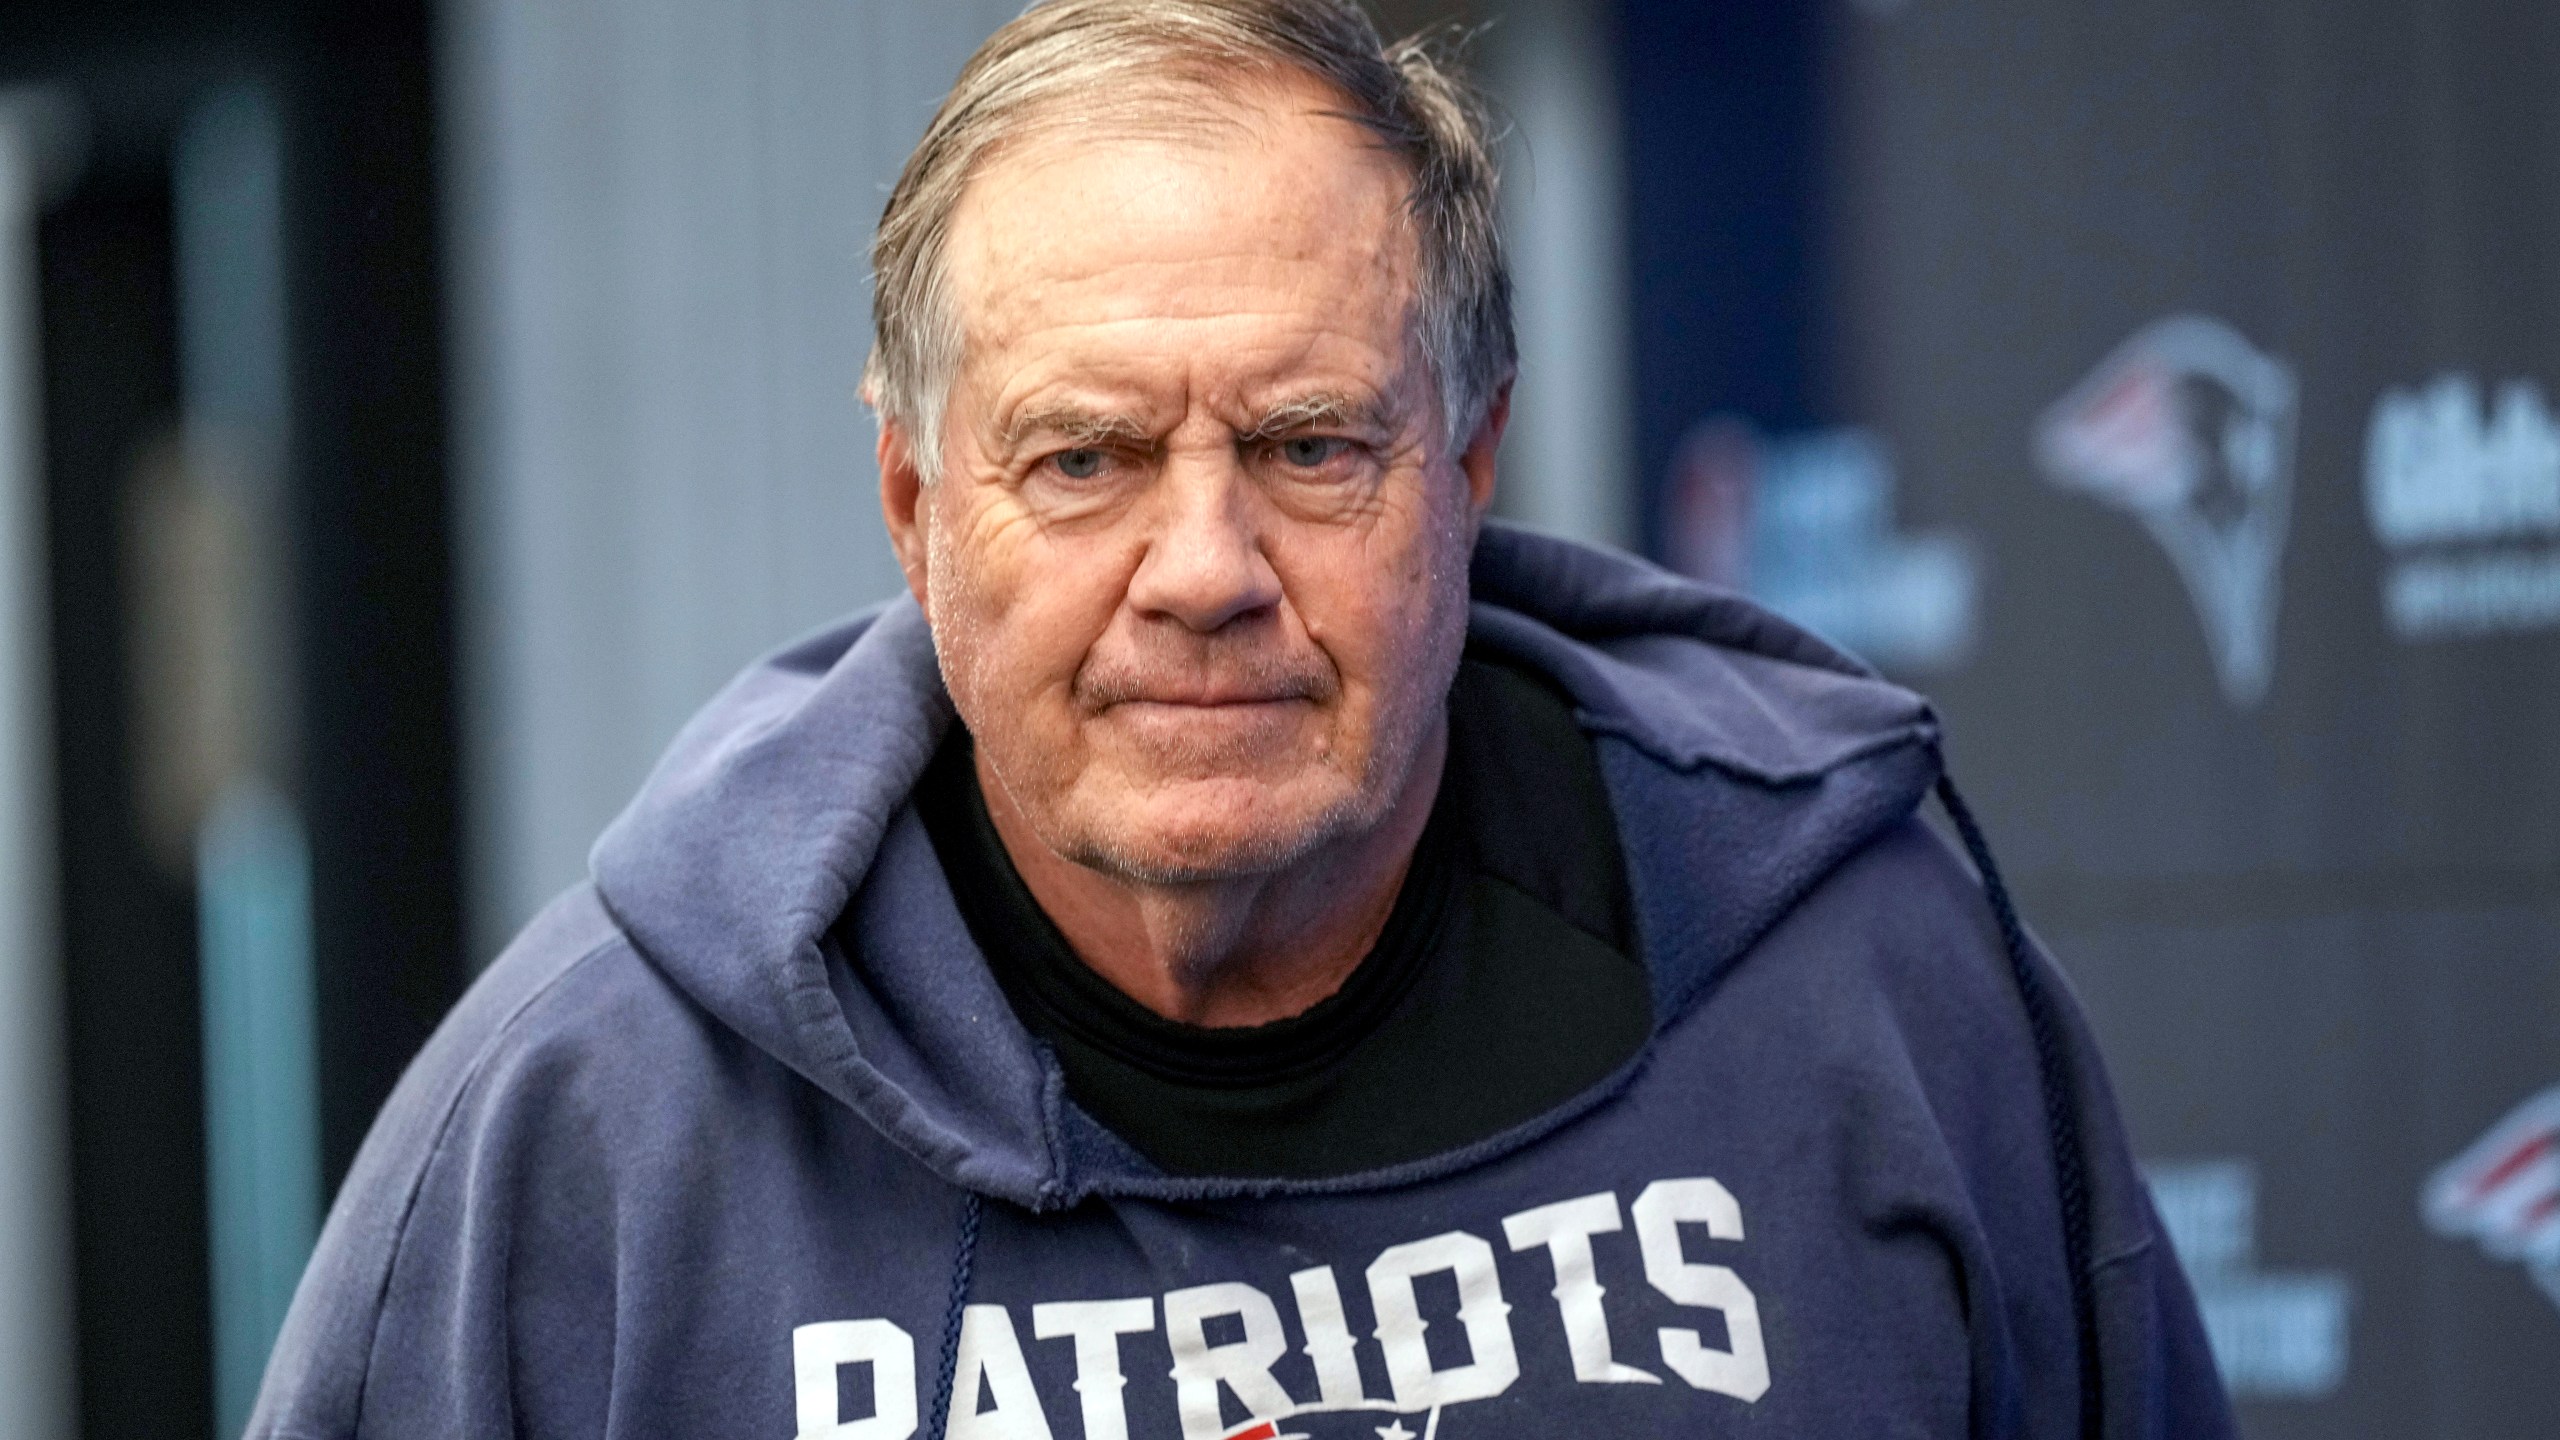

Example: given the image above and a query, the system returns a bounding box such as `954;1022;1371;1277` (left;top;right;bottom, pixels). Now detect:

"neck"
976;722;1447;1029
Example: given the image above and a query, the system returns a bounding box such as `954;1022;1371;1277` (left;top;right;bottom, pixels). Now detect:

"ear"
1456;376;1513;520
877;415;933;610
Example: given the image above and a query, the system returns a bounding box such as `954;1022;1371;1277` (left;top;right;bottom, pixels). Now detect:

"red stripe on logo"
2471;1132;2559;1201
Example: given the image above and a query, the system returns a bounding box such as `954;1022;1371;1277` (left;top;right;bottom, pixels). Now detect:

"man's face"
883;75;1498;884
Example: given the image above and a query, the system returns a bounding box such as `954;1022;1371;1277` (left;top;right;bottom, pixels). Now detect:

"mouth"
1075;653;1338;716
1105;691;1312;710
1092;693;1320;751
1101;696;1316;727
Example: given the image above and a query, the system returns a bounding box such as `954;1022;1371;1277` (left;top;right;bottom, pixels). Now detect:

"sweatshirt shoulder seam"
347;924;633;1428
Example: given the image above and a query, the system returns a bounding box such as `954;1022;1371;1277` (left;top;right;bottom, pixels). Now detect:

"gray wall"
0;93;72;1440
1485;0;1635;550
442;0;1021;953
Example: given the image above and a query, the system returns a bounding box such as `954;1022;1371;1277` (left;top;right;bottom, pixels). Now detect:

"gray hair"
864;0;1515;481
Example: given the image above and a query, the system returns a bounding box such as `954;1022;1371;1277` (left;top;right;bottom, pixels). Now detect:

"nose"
1124;455;1283;633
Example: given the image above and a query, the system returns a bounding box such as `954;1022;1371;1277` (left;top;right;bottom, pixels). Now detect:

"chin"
1062;777;1365;886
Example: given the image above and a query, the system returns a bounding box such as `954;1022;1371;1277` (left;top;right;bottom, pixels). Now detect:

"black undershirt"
909;655;1652;1178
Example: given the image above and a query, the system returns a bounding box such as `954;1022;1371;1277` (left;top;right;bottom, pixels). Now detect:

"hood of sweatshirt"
588;521;1943;1211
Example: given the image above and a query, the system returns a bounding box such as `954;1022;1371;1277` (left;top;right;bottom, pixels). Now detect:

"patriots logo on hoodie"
2424;1084;2560;1309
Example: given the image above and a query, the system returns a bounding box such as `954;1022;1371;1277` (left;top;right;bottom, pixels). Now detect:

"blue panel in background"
1613;0;1826;560
198;783;317;1439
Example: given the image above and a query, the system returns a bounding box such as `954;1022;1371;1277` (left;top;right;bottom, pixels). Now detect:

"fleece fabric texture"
249;523;2235;1440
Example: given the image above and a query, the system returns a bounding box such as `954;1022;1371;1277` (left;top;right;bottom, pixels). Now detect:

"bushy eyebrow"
998;390;1396;453
1000;403;1156;453
1240;390;1392;440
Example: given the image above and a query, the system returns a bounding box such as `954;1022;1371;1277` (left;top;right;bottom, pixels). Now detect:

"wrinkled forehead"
938;71;1424;368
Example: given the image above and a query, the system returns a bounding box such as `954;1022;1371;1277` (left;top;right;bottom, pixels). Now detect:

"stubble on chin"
1052;765;1371;887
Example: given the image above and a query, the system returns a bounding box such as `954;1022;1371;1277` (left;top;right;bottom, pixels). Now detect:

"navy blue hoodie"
251;524;2234;1440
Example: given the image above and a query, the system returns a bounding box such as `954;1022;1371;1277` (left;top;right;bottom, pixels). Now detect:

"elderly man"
255;2;2232;1437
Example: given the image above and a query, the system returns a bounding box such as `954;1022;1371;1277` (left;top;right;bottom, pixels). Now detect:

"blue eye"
1053;448;1106;479
1279;436;1343;468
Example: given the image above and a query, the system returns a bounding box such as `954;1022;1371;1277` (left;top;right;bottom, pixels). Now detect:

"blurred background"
0;0;2552;1435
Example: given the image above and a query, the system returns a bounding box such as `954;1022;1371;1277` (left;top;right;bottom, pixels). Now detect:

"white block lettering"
791;1318;917;1440
1288;1265;1377;1407
1501;1191;1662;1385
1630;1178;1770;1402
1365;1230;1520;1411
1162;1282;1295;1440
1031;1298;1154;1440
947;1304;1055;1440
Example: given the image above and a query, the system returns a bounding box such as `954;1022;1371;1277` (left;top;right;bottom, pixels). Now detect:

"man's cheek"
935;507;1077;671
1308;560;1431;671
942;494;1045;601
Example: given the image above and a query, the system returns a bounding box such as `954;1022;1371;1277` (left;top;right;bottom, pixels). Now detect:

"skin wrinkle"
880;71;1508;1028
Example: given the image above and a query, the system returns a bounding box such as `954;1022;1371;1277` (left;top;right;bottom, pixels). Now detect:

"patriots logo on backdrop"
2033;314;2297;708
2424;1084;2560;1309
